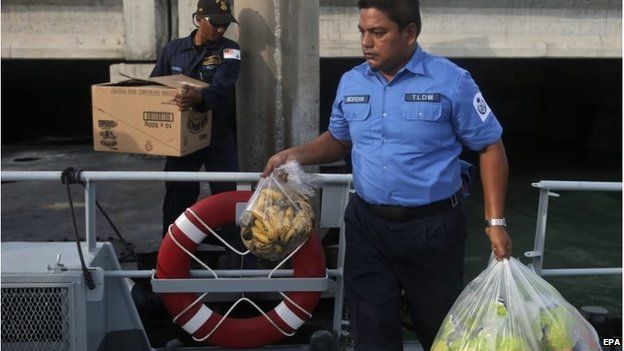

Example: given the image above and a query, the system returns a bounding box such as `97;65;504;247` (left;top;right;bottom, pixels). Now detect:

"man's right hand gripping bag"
239;161;320;261
432;257;601;351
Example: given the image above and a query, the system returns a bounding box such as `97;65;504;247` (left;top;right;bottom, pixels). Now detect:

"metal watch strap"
486;218;507;227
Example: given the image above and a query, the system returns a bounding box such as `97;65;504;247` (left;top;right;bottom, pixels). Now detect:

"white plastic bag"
432;257;601;351
240;161;321;261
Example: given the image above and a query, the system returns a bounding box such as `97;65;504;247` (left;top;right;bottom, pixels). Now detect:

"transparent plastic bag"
240;161;321;261
432;257;601;351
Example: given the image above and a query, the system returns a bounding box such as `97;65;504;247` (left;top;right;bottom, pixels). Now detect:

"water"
461;142;622;319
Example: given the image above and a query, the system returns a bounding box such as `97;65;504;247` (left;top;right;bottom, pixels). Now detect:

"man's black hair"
358;0;421;35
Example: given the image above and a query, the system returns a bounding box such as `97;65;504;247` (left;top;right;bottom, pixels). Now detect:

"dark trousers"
344;194;467;351
161;129;239;236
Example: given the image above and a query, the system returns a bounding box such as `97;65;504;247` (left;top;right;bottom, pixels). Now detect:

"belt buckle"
450;193;459;208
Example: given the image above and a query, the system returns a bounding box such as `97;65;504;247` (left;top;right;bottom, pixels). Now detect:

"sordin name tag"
344;95;370;104
405;93;441;102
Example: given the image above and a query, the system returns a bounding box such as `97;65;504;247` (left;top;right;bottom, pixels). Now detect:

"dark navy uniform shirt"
329;45;502;206
151;30;241;129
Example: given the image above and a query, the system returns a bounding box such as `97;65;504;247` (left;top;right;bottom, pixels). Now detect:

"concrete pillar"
234;0;320;172
178;0;196;36
123;0;169;60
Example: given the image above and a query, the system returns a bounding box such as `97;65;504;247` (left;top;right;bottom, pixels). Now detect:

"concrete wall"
321;0;622;58
1;0;168;60
2;0;621;60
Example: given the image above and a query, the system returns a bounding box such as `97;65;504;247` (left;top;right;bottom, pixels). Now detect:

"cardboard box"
91;74;212;157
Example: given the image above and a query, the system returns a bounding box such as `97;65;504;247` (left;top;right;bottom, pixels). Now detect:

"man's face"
198;16;229;42
358;8;416;76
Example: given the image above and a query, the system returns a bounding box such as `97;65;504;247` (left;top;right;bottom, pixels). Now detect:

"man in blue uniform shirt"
263;0;512;350
151;0;241;236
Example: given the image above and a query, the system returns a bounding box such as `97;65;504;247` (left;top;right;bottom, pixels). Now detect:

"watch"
486;218;507;227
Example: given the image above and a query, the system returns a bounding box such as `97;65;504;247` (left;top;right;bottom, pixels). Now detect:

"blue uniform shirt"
329;45;502;206
151;30;241;127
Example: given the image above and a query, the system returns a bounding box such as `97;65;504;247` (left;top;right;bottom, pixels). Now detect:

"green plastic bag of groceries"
431;257;601;351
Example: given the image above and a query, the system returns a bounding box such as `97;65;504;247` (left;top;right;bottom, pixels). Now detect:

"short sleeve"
328;76;351;141
451;70;502;151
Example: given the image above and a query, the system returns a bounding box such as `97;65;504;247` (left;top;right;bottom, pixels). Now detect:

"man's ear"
404;23;418;45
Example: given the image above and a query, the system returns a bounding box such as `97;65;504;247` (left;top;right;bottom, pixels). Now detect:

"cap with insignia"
196;0;238;25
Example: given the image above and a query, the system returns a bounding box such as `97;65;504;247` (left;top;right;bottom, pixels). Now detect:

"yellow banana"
283;227;297;243
251;226;270;244
261;188;284;201
251;208;265;221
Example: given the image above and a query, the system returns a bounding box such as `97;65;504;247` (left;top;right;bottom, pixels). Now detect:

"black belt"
359;192;460;221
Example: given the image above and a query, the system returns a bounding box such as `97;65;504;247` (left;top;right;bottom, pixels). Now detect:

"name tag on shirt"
405;93;441;102
344;95;370;104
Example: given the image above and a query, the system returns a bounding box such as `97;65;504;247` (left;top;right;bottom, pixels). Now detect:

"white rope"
186;208;250;256
173;292;209;324
269;238;316;319
165;206;322;340
167;225;218;278
166;223;214;324
193;297;295;342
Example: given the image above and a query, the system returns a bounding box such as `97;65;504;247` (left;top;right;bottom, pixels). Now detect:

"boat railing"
526;180;622;276
2;171;621;350
0;170;353;347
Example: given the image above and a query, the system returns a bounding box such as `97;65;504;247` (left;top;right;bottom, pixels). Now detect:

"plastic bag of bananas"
240;161;321;261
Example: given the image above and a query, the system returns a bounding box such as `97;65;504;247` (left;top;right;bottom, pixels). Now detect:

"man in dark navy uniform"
151;0;241;236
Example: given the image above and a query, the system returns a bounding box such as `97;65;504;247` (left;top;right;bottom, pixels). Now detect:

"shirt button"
382;166;387;170
382;112;388;117
418;112;423;117
385;86;390;90
382;138;387;143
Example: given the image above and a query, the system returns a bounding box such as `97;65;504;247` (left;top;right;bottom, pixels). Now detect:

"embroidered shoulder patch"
202;55;221;66
473;92;491;121
223;48;241;60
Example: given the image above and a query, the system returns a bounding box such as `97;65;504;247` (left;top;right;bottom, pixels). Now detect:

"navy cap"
196;0;238;25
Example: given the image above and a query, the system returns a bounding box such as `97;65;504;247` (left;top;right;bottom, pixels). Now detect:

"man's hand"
173;84;202;111
262;149;298;177
261;132;351;177
486;226;512;260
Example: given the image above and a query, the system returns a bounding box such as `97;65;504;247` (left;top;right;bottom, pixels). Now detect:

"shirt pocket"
343;103;371;121
402;103;443;122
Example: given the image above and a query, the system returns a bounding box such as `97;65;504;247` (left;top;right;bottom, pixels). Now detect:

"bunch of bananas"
240;188;314;260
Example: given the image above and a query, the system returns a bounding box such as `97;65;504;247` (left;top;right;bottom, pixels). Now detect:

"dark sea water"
461;141;622;318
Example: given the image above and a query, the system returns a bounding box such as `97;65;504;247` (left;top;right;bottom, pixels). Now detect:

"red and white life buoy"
156;190;326;349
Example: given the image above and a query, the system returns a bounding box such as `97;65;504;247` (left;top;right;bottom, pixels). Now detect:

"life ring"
156;190;326;349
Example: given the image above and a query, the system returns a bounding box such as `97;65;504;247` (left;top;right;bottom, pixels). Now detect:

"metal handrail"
527;180;622;276
0;171;352;184
5;171;620;346
1;171;352;251
1;170;352;347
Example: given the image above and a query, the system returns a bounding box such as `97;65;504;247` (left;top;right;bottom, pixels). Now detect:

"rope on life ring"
156;190;326;349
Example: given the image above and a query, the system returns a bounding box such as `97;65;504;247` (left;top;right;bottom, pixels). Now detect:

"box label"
187;114;209;134
97;120;118;150
143;111;175;129
143;111;174;122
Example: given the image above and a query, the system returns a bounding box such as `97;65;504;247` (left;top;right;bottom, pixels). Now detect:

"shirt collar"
181;30;198;51
364;44;426;77
404;45;426;75
183;30;225;51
